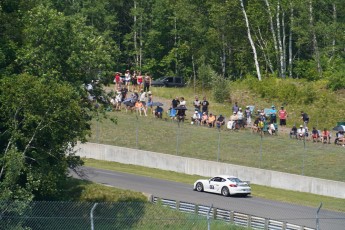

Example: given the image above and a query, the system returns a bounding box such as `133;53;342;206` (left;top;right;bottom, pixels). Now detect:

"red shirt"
115;74;121;83
278;109;287;119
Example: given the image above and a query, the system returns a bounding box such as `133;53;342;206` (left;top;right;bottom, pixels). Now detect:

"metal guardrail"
152;196;315;230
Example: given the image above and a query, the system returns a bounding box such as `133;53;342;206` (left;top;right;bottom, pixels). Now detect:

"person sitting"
268;122;276;135
227;112;238;130
297;125;305;140
154;106;163;119
191;111;201;125
176;109;186;122
200;112;208;126
216;114;225;129
321;128;331;144
251;117;260;133
207;113;216;128
335;131;345;145
290;125;297;139
135;100;147;116
311;127;320;142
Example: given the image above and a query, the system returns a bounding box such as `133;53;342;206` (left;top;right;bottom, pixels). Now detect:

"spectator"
290;125;297;139
207;113;216;128
154;106;163;119
321;128;331;144
301;111;309;125
191;111;201;125
245;106;252;126
137;72;143;91
200;112;208;126
147;91;153;114
143;73;151;92
237;108;244;128
135;100;147;116
278;106;288;127
201;97;209;114
259;109;267;122
179;97;186;106
297;125;306;140
124;70;131;88
232;102;239;113
335;131;345;145
311;127;319;142
114;72;122;90
227;112;238;130
270;105;277;123
268;122;276;135
171;96;179;109
193;96;201;111
216;114;225;129
131;71;138;92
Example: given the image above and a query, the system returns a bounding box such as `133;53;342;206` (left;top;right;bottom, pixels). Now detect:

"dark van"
151;76;185;87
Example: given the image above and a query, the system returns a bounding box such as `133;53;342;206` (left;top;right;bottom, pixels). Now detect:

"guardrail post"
213;207;217;220
90;203;98;230
264;218;269;230
195;204;199;215
229;211;234;223
248;215;252;228
282;221;286;230
176;200;180;211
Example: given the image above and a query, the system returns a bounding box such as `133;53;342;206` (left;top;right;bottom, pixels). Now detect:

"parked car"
151;76;185;87
193;175;251;197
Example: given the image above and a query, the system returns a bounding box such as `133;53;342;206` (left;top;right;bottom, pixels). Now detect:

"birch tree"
239;0;262;81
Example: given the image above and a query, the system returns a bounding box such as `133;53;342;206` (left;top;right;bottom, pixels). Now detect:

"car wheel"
196;182;204;192
221;187;230;197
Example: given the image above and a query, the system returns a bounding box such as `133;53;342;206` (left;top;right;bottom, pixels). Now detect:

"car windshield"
228;177;242;183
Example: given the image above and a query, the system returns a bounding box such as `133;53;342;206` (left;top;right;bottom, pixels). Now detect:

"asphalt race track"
72;166;345;230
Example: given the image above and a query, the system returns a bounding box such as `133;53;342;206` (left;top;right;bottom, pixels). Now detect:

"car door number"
210;185;214;189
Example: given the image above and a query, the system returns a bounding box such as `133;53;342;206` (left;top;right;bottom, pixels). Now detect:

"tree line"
0;0;344;205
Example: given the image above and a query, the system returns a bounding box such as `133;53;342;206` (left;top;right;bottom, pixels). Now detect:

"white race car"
193;175;251;197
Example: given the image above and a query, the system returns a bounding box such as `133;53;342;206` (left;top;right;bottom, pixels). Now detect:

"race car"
193;175;251;197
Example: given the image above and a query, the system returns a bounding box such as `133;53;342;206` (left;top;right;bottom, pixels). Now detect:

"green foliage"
212;75;230;103
0;74;90;201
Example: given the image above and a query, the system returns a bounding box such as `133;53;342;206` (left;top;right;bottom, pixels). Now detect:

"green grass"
89;110;345;182
84;158;345;213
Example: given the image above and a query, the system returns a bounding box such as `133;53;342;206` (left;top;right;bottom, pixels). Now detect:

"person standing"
301;111;309;126
278;106;288;127
193;96;201;112
124;70;131;88
114;72;122;90
137;72;143;91
143;73;151;92
269;105;277;123
131;71;138;92
171;96;179;109
201;97;209;115
245;106;252;126
232;102;239;113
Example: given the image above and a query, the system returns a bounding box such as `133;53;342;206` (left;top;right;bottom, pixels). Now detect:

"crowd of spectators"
105;78;345;146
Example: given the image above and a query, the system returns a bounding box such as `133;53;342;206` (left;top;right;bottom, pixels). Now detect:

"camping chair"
169;108;177;120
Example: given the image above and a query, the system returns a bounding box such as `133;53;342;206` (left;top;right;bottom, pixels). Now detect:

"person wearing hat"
269;105;277;124
191;110;201;125
227;111;238;130
297;125;306;140
279;106;288;127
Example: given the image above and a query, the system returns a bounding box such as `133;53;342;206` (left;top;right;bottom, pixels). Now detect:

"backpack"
258;121;264;128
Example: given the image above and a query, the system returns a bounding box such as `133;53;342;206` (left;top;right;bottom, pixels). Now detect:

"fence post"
282;221;286;230
90;203;98;230
207;204;213;230
213;207;217;220
229;211;234;223
195;204;199;215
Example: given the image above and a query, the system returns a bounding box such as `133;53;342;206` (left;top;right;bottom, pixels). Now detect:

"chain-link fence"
1;200;245;230
90;112;345;182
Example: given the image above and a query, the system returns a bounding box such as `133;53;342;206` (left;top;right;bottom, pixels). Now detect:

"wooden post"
229;211;234;223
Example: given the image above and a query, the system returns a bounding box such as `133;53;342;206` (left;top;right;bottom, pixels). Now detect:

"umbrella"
175;105;188;110
333;125;345;132
123;100;134;107
152;102;164;106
